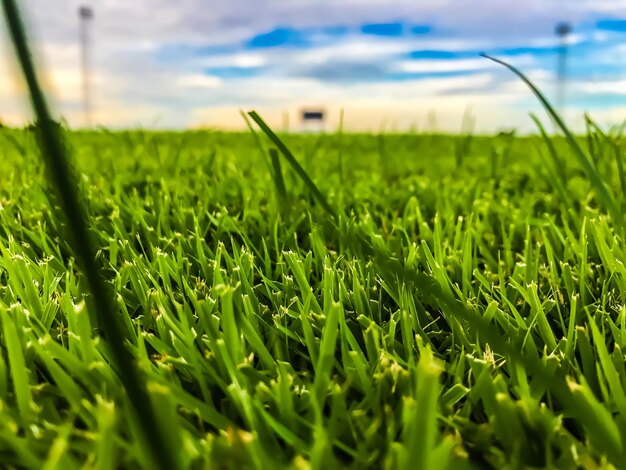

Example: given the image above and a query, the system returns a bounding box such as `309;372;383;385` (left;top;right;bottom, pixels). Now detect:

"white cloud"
580;0;626;12
576;80;626;94
200;53;266;68
175;74;223;89
395;58;492;74
1;0;625;130
15;0;615;50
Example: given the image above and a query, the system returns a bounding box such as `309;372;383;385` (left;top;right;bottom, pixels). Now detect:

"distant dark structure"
555;22;572;114
301;108;325;132
79;5;94;127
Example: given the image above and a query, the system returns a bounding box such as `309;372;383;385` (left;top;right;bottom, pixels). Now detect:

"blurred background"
1;0;625;133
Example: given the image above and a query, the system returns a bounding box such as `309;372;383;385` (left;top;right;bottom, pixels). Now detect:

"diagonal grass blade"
248;111;336;218
482;53;623;230
0;2;177;469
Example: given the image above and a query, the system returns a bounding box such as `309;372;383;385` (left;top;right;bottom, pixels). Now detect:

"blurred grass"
0;121;625;467
1;1;178;468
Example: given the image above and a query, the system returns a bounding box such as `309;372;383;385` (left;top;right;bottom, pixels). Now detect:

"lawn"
1;3;626;466
0;115;625;468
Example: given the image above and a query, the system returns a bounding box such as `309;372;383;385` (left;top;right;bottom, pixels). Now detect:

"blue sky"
2;0;626;131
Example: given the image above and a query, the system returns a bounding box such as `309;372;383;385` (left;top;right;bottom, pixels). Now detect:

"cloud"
199;53;266;68
295;61;389;82
395;58;494;74
2;0;626;130
189;73;540;134
175;74;223;89
576;79;626;94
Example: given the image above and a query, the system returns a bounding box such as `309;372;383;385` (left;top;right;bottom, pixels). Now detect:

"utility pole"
555;22;572;115
78;5;94;127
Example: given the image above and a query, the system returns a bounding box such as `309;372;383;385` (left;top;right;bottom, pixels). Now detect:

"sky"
2;0;626;132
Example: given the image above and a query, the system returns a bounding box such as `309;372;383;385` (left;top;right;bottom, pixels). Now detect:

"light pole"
79;5;93;127
555;22;572;115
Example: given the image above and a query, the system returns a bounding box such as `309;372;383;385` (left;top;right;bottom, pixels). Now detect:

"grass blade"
615;143;626;209
0;2;176;469
482;53;623;229
269;148;288;209
247;111;336;218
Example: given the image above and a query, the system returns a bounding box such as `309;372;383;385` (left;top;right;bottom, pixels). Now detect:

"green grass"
3;2;626;467
0;120;625;468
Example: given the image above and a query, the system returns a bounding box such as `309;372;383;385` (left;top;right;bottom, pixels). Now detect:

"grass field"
2;3;626;468
1;115;626;469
